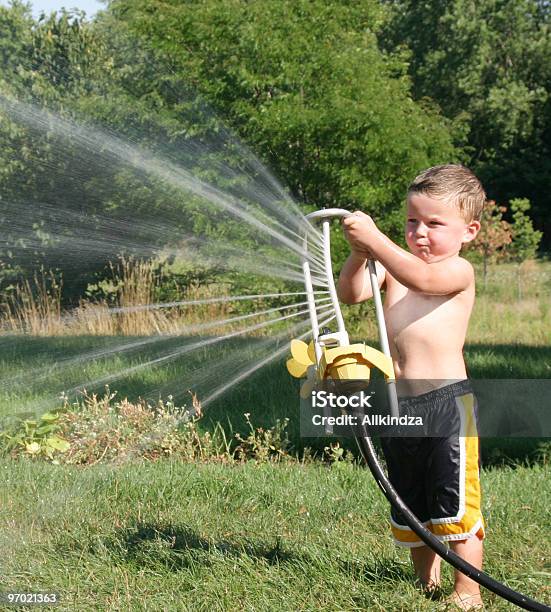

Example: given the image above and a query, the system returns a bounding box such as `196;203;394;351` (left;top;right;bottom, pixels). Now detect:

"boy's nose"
414;223;428;237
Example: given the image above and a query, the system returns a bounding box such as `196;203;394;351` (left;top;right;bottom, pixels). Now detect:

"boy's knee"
450;536;484;565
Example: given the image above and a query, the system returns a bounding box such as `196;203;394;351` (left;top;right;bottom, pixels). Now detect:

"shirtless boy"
337;164;486;610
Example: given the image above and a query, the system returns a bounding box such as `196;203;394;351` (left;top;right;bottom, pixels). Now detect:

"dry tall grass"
5;259;548;342
1;259;233;337
1;270;62;336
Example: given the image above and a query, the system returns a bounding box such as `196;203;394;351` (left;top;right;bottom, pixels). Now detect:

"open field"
346;260;551;346
1;262;550;610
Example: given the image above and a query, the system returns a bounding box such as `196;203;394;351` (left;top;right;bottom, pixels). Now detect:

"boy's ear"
462;220;481;244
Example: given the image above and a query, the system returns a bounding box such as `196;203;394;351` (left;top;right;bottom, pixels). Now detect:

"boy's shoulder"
435;254;475;281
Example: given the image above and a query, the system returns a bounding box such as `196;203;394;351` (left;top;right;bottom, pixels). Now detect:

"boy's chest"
382;276;472;343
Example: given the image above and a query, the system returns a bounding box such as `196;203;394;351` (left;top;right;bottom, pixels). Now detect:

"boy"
337;165;485;610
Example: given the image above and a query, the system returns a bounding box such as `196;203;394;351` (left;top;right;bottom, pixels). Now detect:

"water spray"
286;208;549;611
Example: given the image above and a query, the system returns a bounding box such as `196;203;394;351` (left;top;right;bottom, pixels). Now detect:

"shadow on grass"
100;521;414;588
109;522;296;570
337;557;412;585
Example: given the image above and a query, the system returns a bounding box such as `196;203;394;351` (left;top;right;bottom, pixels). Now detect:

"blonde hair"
408;164;486;222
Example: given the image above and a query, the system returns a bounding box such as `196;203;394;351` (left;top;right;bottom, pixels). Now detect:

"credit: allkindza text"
310;391;423;427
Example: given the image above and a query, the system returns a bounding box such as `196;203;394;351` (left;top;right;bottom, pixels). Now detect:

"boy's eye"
430;221;443;226
407;219;416;223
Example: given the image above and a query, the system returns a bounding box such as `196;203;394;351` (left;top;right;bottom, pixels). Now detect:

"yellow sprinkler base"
286;339;395;389
319;343;395;382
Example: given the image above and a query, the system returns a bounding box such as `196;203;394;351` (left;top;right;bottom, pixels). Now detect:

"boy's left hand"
342;211;380;257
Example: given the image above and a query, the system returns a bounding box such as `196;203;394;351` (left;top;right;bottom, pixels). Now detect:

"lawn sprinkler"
286;208;399;433
286;208;548;612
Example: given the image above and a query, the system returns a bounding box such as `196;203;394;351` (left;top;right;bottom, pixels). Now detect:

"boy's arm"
343;212;473;295
337;253;386;304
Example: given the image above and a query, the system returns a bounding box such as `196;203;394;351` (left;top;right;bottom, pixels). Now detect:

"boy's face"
405;193;480;263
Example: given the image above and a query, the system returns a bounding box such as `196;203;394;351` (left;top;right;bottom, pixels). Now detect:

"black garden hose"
354;432;550;611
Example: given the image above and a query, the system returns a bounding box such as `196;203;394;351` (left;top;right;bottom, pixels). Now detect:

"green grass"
1;458;549;611
0;333;285;418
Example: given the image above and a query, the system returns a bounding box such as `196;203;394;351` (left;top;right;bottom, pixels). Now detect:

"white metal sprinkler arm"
322;220;348;341
303;209;351;362
304;208;392;355
304;208;399;418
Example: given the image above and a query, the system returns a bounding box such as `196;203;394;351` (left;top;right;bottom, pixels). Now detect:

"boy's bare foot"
414;578;444;600
444;591;484;610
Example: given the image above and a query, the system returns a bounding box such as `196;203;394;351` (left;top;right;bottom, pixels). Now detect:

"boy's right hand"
341;213;377;260
343;230;374;260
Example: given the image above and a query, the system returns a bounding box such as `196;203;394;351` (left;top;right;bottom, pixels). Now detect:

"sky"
0;0;104;19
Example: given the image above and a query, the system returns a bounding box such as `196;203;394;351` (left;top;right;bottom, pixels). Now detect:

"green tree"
0;1;32;71
105;0;456;235
1;0;458;306
0;6;213;300
0;6;131;298
382;0;551;246
508;197;542;298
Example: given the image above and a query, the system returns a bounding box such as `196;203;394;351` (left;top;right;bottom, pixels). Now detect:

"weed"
323;441;355;465
233;412;293;463
57;389;207;465
0;410;70;461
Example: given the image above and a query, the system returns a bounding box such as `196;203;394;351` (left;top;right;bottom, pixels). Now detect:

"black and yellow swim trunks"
380;379;485;547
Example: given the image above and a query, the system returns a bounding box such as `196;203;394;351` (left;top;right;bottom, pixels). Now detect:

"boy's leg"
449;537;484;608
425;388;485;606
410;545;441;589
